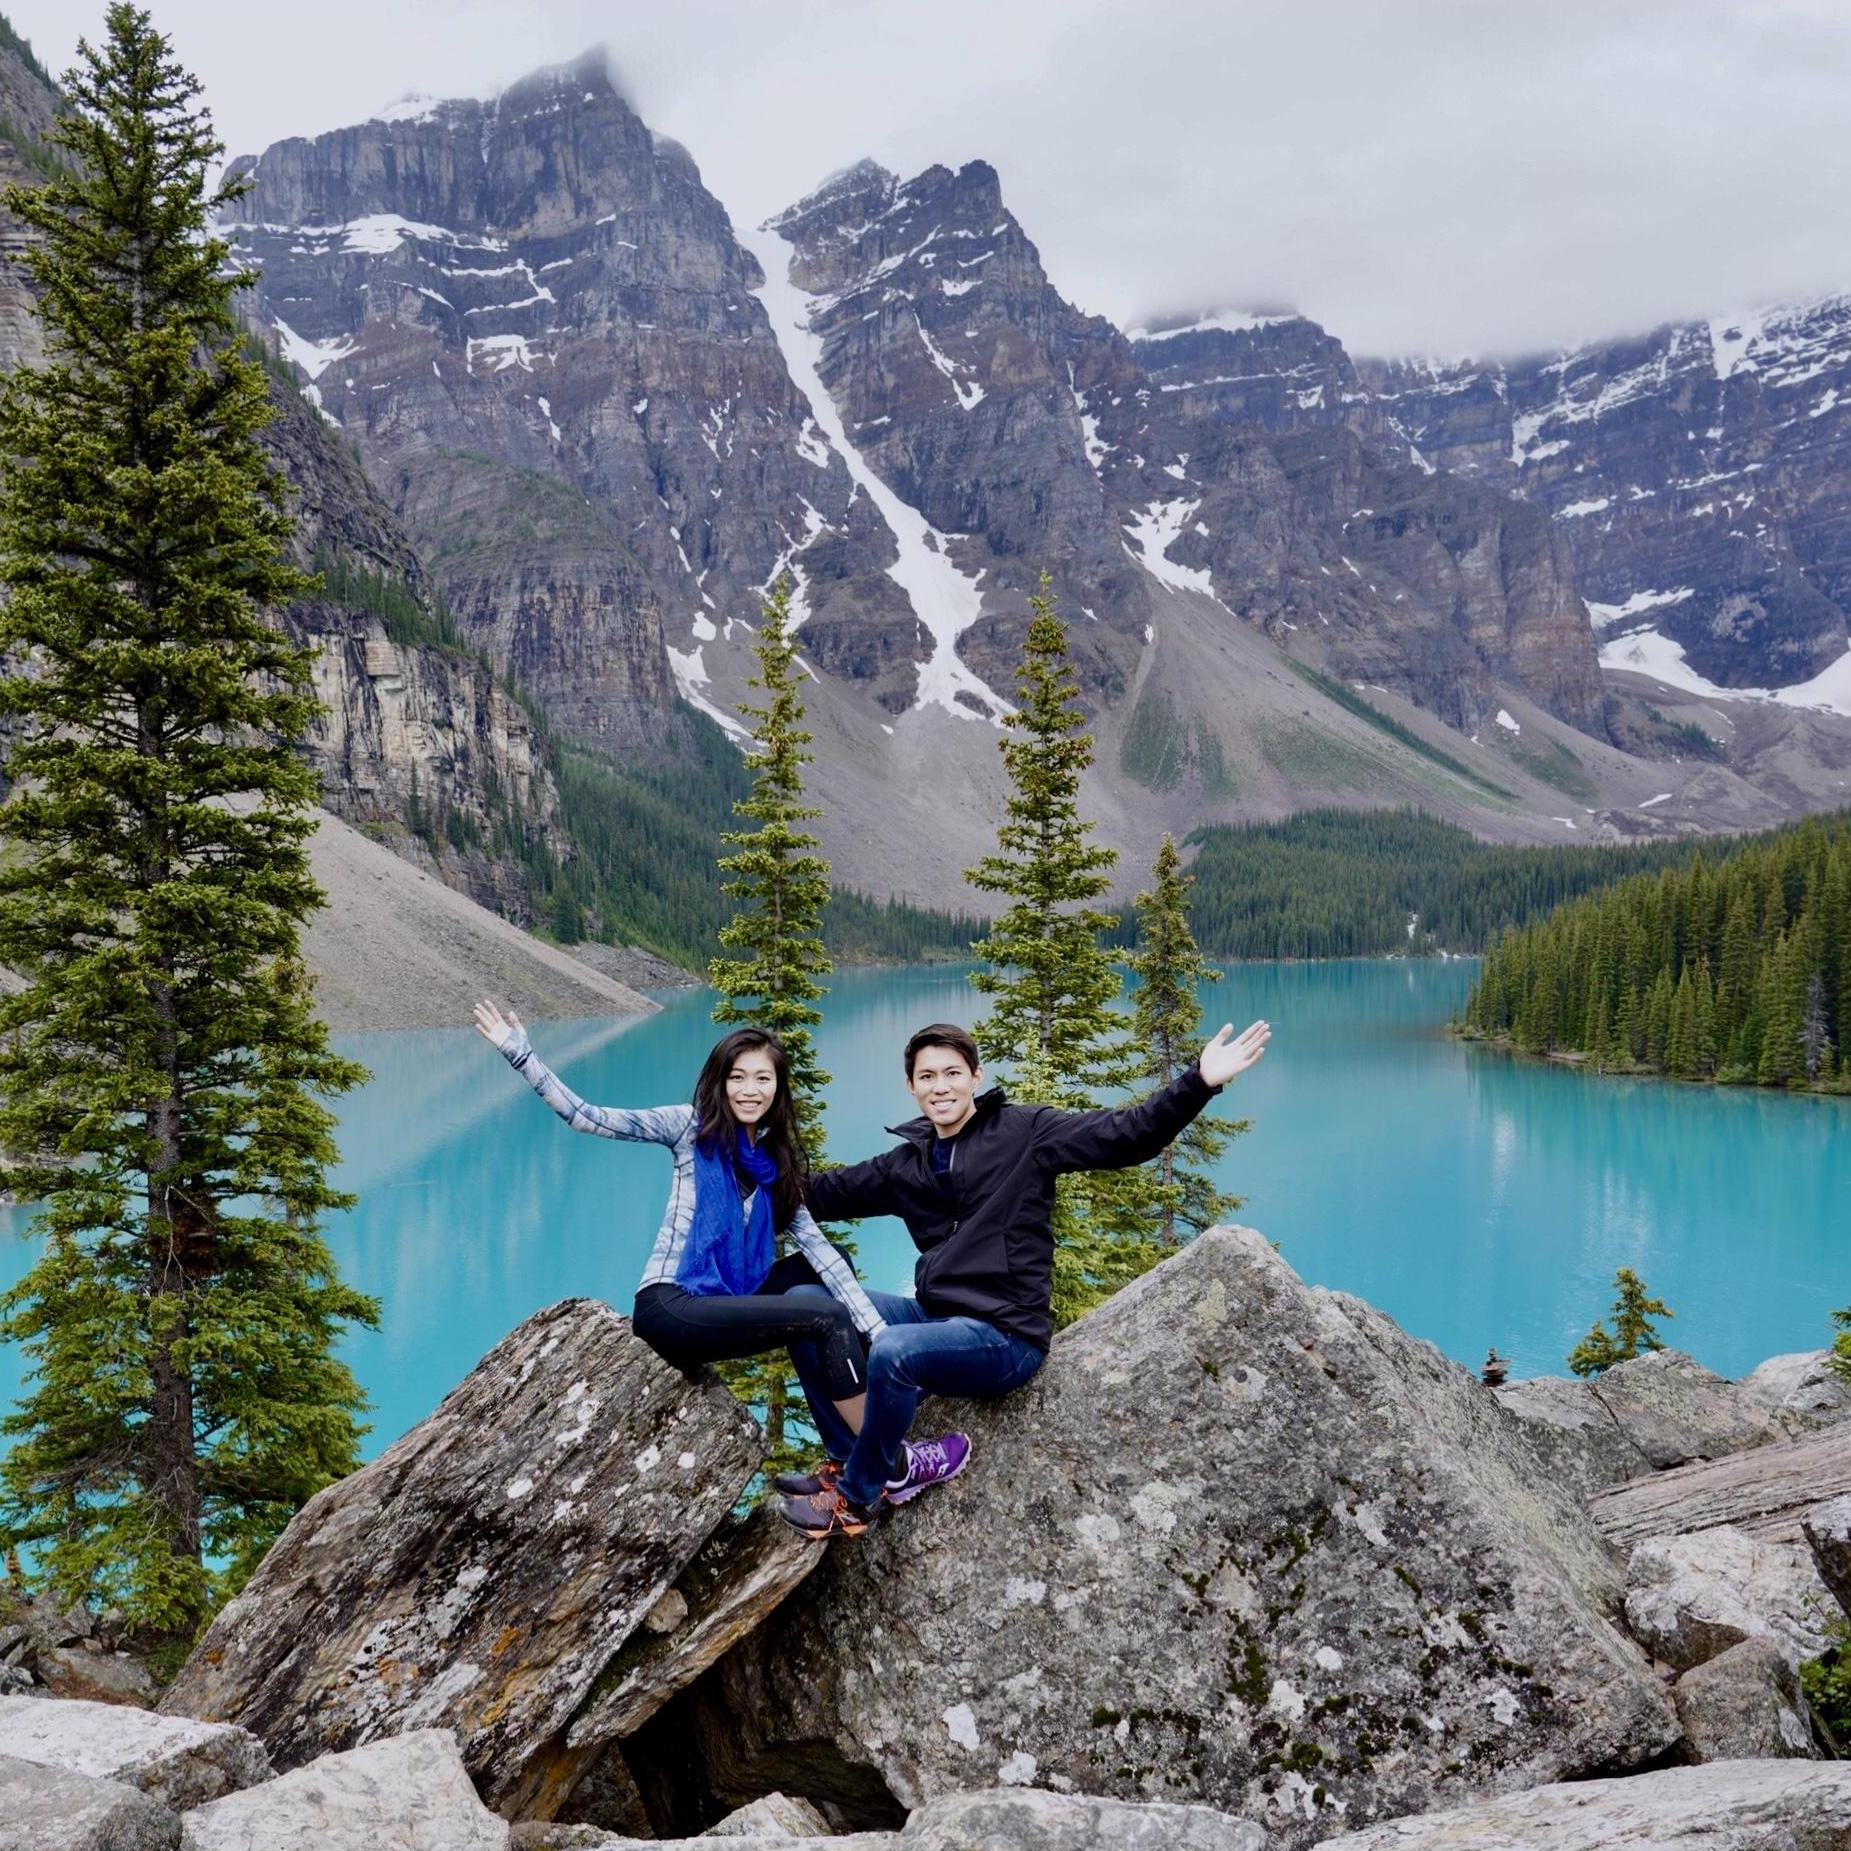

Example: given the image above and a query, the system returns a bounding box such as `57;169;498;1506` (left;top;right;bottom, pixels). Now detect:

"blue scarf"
678;1127;779;1297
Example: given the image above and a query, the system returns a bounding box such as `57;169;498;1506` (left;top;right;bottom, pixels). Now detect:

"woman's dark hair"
903;1022;981;1080
692;1027;807;1226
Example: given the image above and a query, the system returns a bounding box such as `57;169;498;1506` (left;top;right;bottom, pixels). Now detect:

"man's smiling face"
908;1043;982;1137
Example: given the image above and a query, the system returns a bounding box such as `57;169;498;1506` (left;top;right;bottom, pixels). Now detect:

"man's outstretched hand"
473;998;522;1051
1199;1020;1270;1088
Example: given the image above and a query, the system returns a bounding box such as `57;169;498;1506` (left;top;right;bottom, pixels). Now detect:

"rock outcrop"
1495;1351;1787;1497
1672;1639;1819;1762
1740;1351;1851;1432
0;1697;270;1811
657;1229;1676;1848
1312;1759;1851;1849
0;1752;180;1851
161;1299;775;1817
1621;1526;1835;1672
1588;1427;1851;1551
179;1730;506;1851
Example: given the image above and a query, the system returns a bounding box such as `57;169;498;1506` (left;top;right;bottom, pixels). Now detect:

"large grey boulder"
1495;1352;1785;1500
901;1790;1268;1850
1801;1492;1851;1618
1491;1378;1652;1498
1311;1759;1851;1848
0;1750;180;1851
703;1793;833;1836
1673;1638;1819;1762
162;1300;764;1815
0;1696;270;1810
1739;1351;1851;1432
1622;1526;1835;1671
512;1789;1267;1850
1590;1426;1851;1551
1585;1350;1785;1470
689;1231;1676;1849
179;1730;505;1851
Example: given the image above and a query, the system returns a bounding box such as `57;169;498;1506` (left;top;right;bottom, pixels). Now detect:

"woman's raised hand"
473;998;522;1051
1198;1020;1270;1088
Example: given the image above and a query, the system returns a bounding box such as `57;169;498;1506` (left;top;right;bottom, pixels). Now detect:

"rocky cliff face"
766;168;1606;738
0;25;57;374
267;380;558;916
1355;303;1851;694
224;52;913;746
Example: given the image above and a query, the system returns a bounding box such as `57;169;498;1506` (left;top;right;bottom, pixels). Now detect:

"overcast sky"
9;0;1850;356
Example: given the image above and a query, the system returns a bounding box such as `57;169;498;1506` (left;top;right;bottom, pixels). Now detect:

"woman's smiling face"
726;1051;779;1128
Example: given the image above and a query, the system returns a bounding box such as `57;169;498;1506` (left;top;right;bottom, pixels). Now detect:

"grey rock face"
1357;306;1851;694
178;1730;505;1851
703;1792;832;1836
0;1697;270;1811
161;1300;763;1815
516;1788;1268;1851
0;1750;180;1851
1673;1638;1819;1762
1590;1427;1851;1552
1313;1759;1851;1849
226;53;906;752
265;378;559;920
903;1790;1269;1850
1622;1527;1835;1671
1585;1351;1788;1470
1493;1378;1654;1498
568;1505;822;1747
698;1229;1675;1848
1801;1493;1851;1619
1739;1351;1851;1432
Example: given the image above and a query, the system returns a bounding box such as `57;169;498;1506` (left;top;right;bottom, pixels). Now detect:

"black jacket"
805;1066;1221;1350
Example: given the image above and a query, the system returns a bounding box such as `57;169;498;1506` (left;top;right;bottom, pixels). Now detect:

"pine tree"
0;5;376;1649
1568;1268;1674;1377
1128;836;1244;1242
969;576;1128;1101
707;577;834;1471
967;575;1158;1319
710;577;833;1145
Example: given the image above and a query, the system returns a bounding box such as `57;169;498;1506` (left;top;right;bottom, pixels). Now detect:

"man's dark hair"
904;1023;981;1080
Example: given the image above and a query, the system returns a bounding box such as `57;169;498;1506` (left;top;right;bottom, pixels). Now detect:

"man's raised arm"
1033;1020;1270;1174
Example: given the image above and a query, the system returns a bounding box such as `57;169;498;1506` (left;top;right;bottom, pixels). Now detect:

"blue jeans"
785;1287;1045;1507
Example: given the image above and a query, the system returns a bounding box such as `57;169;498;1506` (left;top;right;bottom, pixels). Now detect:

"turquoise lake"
2;960;1845;1459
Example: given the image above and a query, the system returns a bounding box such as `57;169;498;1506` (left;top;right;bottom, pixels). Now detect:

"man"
776;1016;1270;1538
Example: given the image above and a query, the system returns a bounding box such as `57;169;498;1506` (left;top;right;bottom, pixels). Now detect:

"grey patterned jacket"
499;1026;886;1337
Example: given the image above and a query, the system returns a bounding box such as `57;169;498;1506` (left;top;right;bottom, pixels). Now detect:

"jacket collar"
887;1084;1009;1148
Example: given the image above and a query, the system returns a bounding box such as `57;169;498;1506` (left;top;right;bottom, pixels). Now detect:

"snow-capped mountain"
1357;302;1851;699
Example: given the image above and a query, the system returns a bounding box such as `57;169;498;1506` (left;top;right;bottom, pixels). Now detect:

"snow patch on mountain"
1584;587;1696;630
1601;628;1851;718
743;220;1009;722
1123;498;1222;604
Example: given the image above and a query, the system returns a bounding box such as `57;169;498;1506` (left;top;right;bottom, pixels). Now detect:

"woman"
473;1000;885;1399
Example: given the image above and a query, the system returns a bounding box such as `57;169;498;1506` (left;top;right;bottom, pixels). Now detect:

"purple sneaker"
885;1432;972;1505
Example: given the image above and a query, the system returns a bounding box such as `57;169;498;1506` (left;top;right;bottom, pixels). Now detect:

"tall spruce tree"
1128;836;1244;1243
707;577;833;1468
967;576;1160;1322
0;5;376;1647
968;576;1128;1099
710;577;832;1143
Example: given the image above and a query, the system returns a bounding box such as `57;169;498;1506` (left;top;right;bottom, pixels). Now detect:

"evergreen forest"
1459;812;1851;1090
1165;807;1791;960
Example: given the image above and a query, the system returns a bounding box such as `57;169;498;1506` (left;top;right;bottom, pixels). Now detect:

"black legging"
632;1252;868;1399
